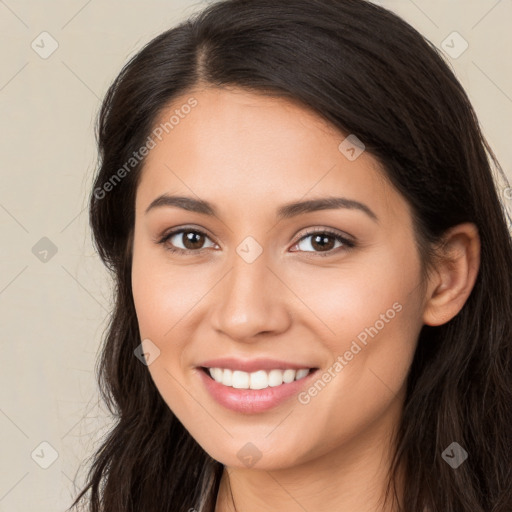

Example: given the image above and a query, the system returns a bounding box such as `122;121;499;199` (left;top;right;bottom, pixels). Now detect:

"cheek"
131;243;215;410
131;245;207;418
289;238;423;404
131;238;205;340
285;276;422;458
287;237;422;346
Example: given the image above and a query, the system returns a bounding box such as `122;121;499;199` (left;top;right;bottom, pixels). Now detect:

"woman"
69;0;512;511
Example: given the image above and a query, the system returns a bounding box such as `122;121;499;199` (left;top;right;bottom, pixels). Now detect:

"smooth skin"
131;86;480;512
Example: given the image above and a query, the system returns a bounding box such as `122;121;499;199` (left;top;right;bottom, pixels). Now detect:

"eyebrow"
145;194;378;222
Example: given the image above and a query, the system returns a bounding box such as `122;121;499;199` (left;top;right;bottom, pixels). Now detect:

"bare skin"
130;86;480;512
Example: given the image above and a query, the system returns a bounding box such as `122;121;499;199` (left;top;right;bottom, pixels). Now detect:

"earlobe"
422;222;481;326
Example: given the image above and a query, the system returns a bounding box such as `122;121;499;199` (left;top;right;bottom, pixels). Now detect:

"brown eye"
291;228;356;257
309;233;336;251
180;230;207;250
158;228;217;254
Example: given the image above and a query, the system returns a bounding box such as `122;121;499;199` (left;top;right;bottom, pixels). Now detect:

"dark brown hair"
68;1;512;510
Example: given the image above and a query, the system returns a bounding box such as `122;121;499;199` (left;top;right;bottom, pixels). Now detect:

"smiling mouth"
201;366;318;390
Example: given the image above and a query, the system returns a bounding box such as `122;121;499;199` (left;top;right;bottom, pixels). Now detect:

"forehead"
135;87;406;224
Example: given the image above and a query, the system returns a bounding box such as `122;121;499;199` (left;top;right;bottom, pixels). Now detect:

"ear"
422;222;481;326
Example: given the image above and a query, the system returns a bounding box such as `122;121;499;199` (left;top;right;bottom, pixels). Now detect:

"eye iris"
183;231;205;250
311;233;335;251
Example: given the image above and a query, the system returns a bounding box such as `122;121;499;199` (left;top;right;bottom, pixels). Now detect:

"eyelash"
157;226;356;257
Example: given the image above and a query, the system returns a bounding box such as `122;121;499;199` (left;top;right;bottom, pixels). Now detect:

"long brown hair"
69;1;512;510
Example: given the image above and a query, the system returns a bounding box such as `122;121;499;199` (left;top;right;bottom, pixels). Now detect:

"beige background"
0;1;511;511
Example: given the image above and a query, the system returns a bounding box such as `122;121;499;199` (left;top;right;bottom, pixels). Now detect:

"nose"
209;249;292;343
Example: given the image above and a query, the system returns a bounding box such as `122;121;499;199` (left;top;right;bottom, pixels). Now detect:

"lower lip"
197;368;318;414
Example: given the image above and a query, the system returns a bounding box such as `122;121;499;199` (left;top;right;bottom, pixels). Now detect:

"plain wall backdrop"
1;1;511;510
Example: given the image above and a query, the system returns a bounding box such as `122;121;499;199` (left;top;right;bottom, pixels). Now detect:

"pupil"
184;231;204;249
312;234;334;251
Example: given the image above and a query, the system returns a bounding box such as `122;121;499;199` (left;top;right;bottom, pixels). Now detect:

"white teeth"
296;369;310;380
222;368;233;386
211;367;223;381
283;369;296;383
249;370;268;390
232;370;250;389
268;369;283;387
207;367;312;389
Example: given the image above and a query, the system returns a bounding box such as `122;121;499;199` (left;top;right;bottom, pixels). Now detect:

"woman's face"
131;86;428;469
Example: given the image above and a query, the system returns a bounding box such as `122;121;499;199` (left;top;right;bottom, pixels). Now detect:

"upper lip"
198;357;317;373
